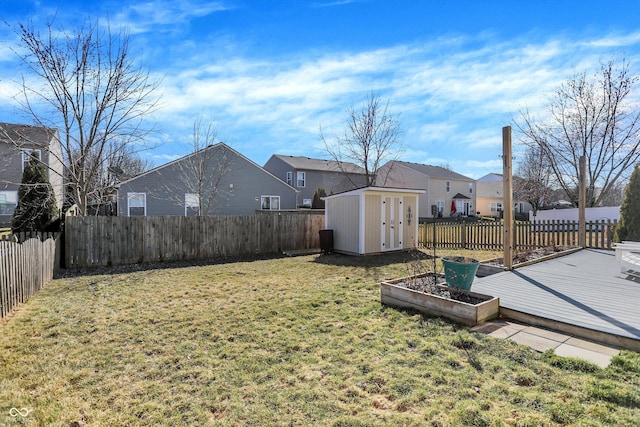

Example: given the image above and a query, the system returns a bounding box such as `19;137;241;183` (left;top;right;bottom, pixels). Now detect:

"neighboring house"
116;143;298;216
263;155;369;208
0;123;64;227
378;161;476;219
476;173;533;218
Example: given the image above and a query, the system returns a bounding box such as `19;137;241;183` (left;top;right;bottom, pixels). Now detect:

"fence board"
64;212;325;269
418;219;617;251
0;233;58;319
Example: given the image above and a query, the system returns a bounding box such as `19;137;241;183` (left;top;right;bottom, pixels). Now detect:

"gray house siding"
0;124;64;227
264;155;368;207
117;143;297;216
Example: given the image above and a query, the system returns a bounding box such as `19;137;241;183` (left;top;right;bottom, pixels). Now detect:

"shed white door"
381;196;403;251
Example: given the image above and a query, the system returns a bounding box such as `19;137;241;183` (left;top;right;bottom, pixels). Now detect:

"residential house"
0;123;64;227
263;155;369;208
378;161;476;219
116;143;298;216
476;173;533;218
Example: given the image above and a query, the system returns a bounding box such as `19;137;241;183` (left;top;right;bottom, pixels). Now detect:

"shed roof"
322;186;424;200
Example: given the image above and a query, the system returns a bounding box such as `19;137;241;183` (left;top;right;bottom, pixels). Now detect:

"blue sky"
2;0;640;179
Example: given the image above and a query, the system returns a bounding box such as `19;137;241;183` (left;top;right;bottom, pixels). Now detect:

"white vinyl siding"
128;192;146;216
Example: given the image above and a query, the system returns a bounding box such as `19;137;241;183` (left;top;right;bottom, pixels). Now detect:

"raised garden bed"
477;246;582;277
380;273;499;326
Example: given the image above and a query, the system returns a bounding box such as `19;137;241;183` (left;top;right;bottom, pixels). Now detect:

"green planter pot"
441;256;480;291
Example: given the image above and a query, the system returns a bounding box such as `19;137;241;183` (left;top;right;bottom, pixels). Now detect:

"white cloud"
111;0;232;34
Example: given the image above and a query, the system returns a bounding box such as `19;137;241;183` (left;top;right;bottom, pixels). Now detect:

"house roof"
0;122;57;147
477;173;503;182
118;142;298;192
269;154;366;174
392;161;473;181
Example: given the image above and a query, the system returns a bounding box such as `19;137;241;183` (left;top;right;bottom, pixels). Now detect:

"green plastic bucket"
441;256;480;291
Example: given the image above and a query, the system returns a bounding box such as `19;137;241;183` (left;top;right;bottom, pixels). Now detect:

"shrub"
11;152;59;232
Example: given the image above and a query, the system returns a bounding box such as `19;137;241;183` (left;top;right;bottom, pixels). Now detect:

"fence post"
462;220;467;249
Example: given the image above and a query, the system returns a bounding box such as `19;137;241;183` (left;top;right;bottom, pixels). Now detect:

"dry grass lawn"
1;249;639;426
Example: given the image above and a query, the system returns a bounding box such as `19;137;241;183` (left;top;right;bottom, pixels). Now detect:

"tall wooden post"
579;156;586;248
502;126;514;270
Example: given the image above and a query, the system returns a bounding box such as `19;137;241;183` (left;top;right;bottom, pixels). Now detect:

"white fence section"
529;206;620;222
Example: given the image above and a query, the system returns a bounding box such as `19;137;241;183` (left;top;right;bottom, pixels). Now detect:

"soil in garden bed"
393;275;486;305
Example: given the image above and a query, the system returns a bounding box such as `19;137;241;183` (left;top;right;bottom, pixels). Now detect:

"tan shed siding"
327;195;359;254
364;194;382;253
404;195;419;248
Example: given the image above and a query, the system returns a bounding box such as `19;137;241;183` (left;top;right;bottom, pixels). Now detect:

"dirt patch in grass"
1;249;638;426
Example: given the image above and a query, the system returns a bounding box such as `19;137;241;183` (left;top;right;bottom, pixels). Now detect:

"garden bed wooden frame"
380;274;499;326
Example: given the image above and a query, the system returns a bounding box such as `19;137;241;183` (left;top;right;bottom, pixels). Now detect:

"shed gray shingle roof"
271;155;366;174
394;161;473;181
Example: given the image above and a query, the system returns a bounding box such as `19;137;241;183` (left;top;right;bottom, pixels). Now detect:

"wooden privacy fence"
0;233;59;319
65;212;326;269
418;219;617;251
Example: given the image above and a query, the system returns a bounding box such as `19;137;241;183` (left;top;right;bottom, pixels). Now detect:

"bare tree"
10;17;160;215
321;92;402;186
598;180;626;206
516;58;640;207
165;118;232;216
82;140;151;215
513;145;554;216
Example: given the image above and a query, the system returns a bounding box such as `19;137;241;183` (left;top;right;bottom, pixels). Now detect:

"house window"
185;193;200;216
302;198;312;208
261;195;280;210
127;192;146;216
0;191;18;215
22;148;42;171
286;171;293;186
514;202;524;214
446;181;450;192
436;200;444;216
297;171;306;188
490;202;503;213
469;183;473;193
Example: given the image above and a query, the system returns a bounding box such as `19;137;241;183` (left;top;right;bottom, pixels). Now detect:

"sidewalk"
471;319;620;368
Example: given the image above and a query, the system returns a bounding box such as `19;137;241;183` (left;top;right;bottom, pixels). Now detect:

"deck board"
473;249;640;350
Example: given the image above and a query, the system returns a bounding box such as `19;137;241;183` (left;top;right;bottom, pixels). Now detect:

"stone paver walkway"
471;319;620;368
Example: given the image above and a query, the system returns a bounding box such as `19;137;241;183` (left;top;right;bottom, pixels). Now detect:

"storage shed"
323;187;424;255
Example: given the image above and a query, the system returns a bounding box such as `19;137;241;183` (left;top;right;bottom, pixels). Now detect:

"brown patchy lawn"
1;249;639;426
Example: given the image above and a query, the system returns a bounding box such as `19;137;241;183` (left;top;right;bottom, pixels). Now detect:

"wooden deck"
473;249;640;352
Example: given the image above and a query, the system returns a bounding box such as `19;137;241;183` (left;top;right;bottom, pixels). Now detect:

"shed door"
381;196;403;251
